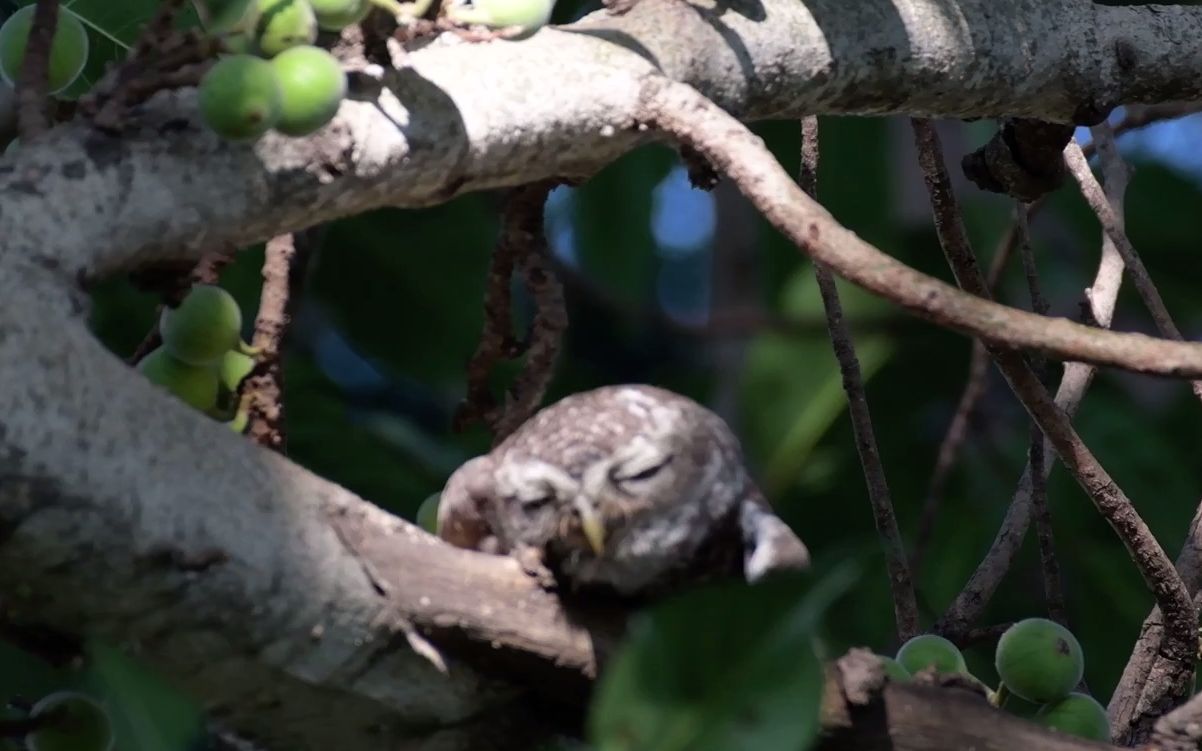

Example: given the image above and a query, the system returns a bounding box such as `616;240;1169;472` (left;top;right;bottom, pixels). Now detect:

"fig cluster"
0;5;90;95
199;0;350;141
876;618;1108;743
994;618;1107;741
137;285;256;431
0;691;114;751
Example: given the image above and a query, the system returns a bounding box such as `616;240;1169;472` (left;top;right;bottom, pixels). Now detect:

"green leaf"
588;564;857;751
81;641;202;751
10;0;203;98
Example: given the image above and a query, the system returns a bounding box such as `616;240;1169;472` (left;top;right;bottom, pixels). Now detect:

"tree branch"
242;231;317;450
1064;137;1202;402
1016;204;1068;628
8;0;1202;276
935;124;1131;639
912;224;1017;577
906;117;1195;719
802;116;918;642
14;0;59;138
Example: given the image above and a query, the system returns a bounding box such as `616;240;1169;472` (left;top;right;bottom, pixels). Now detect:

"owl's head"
476;385;753;570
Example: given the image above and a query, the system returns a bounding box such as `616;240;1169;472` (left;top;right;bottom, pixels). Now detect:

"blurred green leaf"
82;642;201;751
9;0;201;99
588;565;856;751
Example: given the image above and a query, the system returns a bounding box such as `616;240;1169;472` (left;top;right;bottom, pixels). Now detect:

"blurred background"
4;0;1202;747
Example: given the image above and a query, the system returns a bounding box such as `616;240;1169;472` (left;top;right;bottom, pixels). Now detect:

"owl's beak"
573;496;606;555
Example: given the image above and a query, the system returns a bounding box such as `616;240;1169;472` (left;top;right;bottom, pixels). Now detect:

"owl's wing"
739;494;810;582
437;455;502;554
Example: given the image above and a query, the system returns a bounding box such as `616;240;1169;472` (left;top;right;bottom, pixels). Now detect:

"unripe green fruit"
875;655;911;682
309;0;372;30
0;5;89;94
417;493;440;534
995;618;1084;703
270;45;345;136
206;0;259;52
255;0;318;58
138;348;221;411
448;0;555;38
160;285;244;365
1036;692;1109;742
25;691;114;751
1000;692;1043;720
198;54;282;141
895;634;966;675
218;350;256;392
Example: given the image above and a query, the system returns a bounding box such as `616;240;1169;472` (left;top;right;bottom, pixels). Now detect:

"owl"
437;384;809;597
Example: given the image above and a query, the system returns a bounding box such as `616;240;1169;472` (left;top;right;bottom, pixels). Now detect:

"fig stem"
993;682;1011;708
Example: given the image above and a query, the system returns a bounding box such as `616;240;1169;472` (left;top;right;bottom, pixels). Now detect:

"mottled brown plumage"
437;384;809;597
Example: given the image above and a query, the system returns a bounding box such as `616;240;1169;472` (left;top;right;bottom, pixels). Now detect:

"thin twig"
1016;204;1067;627
1065;135;1202;403
911;225;1018;576
907;118;1195;710
240;231;317;451
957;622;1013;649
1086;102;1202;161
455;182;565;445
15;0;60;138
802;116;918;641
933;139;1130;641
492;219;567;441
637;79;1202;380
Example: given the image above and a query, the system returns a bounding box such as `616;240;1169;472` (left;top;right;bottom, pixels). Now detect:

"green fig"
0;5;89;94
270;45;345;136
1036;692;1109;742
25;692;114;751
895;634;966;675
999;692;1044;719
218;350;256;392
876;654;911;682
204;0;259;52
255;0;318;57
995;618;1084;704
138;348;221;411
445;0;556;38
309;0;372;30
160;285;244;365
417;492;440;534
198;54;282;141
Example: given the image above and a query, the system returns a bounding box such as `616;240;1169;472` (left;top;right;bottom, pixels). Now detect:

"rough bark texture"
3;0;1202;749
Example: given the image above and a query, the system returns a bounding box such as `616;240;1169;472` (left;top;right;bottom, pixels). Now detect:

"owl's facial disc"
573;495;607;555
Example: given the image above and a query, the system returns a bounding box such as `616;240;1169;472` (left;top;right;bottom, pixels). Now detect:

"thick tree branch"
7;0;1202;276
0;265;615;750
